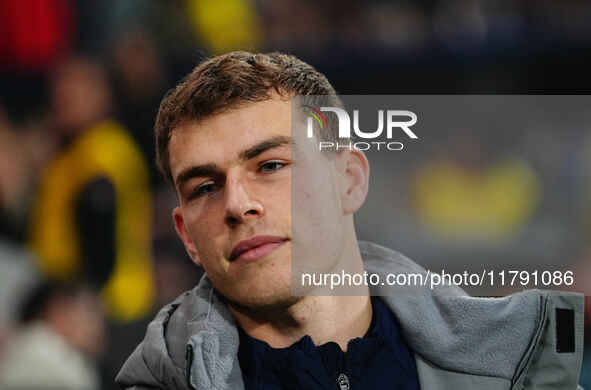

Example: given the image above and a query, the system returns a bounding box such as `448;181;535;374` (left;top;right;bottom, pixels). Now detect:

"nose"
223;175;264;226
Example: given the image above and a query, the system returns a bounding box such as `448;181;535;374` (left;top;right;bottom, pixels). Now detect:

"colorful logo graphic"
301;104;418;152
303;105;328;129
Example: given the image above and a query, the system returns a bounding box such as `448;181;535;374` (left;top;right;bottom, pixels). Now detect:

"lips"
229;235;288;262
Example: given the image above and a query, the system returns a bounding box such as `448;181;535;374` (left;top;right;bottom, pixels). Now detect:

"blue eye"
190;182;218;199
259;161;286;173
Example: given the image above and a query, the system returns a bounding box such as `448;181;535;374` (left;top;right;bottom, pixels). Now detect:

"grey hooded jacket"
116;241;585;390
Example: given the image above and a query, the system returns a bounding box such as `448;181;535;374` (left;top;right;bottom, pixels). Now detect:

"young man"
117;52;584;389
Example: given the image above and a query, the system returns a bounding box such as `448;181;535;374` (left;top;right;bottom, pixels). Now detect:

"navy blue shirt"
237;296;421;389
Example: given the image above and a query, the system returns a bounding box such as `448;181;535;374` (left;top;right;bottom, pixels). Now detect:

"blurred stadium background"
0;0;590;388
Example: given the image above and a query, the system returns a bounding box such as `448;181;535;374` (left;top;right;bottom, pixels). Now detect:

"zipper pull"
185;344;196;389
337;373;350;390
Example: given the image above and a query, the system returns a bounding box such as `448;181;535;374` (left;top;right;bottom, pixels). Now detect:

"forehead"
169;98;292;173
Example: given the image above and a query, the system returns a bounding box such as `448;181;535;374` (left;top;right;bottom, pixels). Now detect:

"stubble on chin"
222;288;303;319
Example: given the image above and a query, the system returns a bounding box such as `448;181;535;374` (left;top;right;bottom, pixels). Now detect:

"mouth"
230;235;289;263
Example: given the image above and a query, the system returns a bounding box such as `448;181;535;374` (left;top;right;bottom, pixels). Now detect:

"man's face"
169;96;347;309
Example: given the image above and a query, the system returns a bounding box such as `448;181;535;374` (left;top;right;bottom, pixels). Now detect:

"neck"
229;232;372;352
230;295;372;352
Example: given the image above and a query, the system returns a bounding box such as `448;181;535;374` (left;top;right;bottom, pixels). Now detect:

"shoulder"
116;273;229;389
358;241;584;389
359;240;429;274
116;286;207;389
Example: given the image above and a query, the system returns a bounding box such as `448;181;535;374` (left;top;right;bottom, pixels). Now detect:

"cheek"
267;178;292;211
292;155;340;221
291;167;345;276
182;204;225;252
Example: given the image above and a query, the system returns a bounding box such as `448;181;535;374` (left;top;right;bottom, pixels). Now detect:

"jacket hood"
116;241;582;389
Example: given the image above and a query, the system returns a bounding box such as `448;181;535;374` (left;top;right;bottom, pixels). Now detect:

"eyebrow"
238;135;293;160
175;135;294;189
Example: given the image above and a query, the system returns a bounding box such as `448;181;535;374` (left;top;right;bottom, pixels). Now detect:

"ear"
335;149;370;215
172;206;201;266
